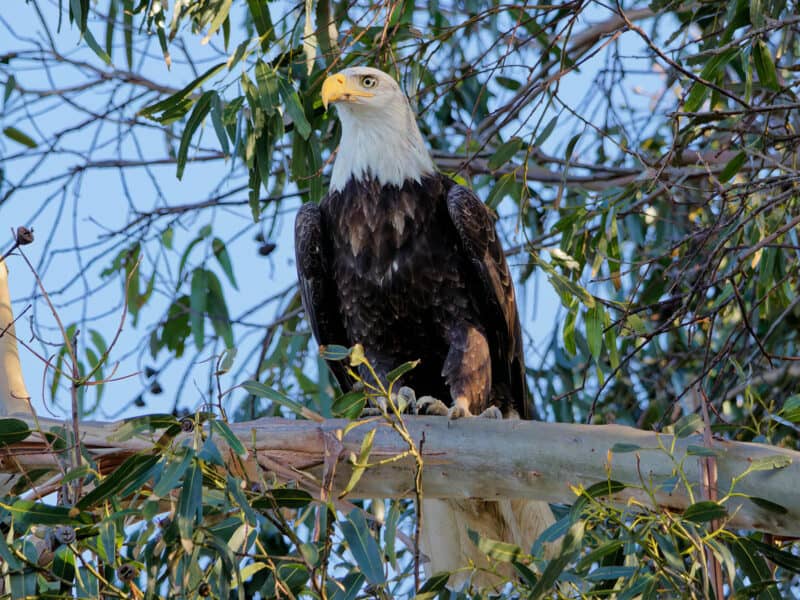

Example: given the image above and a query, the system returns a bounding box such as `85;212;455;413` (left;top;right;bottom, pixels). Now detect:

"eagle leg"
442;325;492;418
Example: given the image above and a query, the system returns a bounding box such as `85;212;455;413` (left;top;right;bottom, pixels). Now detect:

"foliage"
2;0;800;596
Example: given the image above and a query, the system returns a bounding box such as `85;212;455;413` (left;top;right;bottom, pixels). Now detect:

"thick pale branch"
1;415;798;536
0;259;32;417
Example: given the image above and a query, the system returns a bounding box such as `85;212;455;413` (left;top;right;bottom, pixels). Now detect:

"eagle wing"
446;184;530;419
294;202;352;392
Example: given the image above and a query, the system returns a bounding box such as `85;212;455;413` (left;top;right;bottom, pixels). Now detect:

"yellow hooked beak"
321;72;375;109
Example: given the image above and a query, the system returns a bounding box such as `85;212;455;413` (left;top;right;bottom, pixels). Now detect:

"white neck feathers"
330;99;435;191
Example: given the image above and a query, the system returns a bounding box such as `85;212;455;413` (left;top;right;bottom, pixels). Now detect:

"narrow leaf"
340;509;385;585
683;500;727;523
3;126;37;148
176;91;214;179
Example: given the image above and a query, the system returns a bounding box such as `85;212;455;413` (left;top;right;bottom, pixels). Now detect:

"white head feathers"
321;67;436;191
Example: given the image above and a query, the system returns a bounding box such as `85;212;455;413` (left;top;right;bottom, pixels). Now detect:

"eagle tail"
421;497;555;590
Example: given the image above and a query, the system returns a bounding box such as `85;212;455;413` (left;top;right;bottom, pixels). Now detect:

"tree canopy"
1;0;800;597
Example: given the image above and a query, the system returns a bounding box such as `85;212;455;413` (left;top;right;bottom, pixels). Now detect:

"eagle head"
321;67;435;191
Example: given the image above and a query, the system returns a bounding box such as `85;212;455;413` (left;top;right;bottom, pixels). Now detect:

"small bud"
180;417;195;432
118;563;139;582
258;242;277;256
15;226;33;246
53;525;76;545
198;582;211;596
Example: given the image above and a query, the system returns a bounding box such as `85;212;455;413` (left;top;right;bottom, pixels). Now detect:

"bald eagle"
295;67;554;588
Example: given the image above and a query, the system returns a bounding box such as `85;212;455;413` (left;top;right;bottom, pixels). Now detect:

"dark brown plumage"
295;173;529;419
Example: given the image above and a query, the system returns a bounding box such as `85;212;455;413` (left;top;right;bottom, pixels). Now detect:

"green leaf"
246;0;275;52
781;394;800;423
488;137;522;170
77;454;160;509
748;454;792;472
201;0;232;44
206;270;234;348
562;307;577;356
534;115;558;147
9;500;87;529
749;538;800;573
753;39;780;91
576;540;624;571
332;390;367;419
719;151;746;183
83;27;112;65
683;500;727;523
140;62;225;119
0;419;31;445
177;459;203;524
278;78;311;139
572;480;626;516
177;90;213;179
97;519;116;564
585;305;603;361
674;413;703;438
122;0;133;69
3;126;37;148
686;444;720;457
584;566;637;581
209;93;230;155
255;60;280;115
210;419;247;457
467;529;522;562
683;82;709;114
269;488;313;508
418;571;450;593
212;237;238;289
684;48;739;113
496;76;521;91
530;520;584;600
152;448;194;498
320;345;351;361
219;346;237;373
547;272;595;308
386;360;419;383
729;538;781;600
748;496;788;514
105;0;116;58
340;509;385;585
4;74;16;105
52;545;76;584
384;502;400;569
190;268;208;350
328;572;366;600
242;380;323;421
340;428;375;497
610;443;641;453
750;0;765;27
486;171;519;209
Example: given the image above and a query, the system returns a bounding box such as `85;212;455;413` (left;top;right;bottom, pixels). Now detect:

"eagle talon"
447;405;470;420
417;396;449;416
479;406;503;419
395;386;417;414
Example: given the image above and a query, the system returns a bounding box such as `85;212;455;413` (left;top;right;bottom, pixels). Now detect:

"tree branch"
0;414;798;536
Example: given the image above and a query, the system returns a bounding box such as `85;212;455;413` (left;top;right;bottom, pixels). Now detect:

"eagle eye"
361;75;378;89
